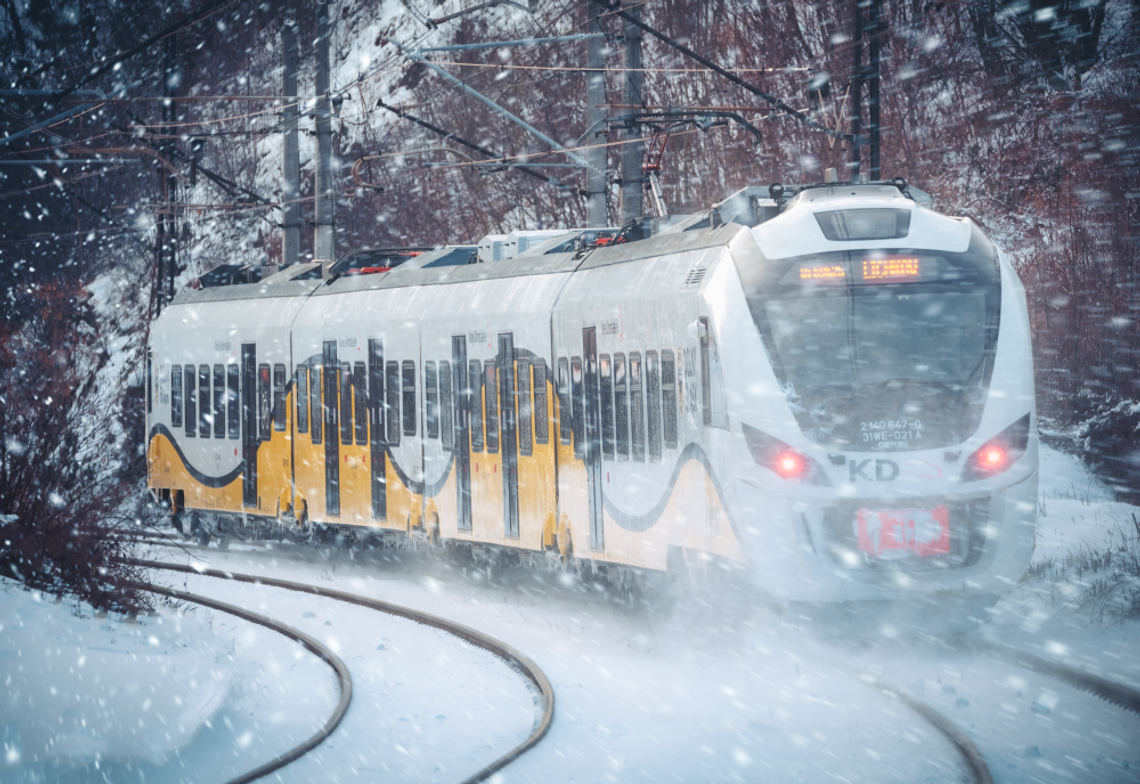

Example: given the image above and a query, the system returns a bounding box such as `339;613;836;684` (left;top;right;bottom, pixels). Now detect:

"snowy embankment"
0;584;234;772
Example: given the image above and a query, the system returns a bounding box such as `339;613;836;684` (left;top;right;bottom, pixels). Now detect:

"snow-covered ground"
3;445;1139;783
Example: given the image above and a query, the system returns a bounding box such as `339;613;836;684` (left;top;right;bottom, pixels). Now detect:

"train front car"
722;184;1037;615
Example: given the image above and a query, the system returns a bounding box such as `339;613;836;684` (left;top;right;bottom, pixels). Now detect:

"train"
146;179;1038;608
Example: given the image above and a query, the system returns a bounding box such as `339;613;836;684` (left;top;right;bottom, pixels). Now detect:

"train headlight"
961;414;1031;482
742;423;830;486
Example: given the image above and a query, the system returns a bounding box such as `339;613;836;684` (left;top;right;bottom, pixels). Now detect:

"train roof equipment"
184;178;935;295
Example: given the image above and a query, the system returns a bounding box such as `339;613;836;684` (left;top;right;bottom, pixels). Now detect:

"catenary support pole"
585;0;607;227
619;3;643;223
164;33;178;306
282;16;301;268
313;1;335;267
154;32;178;315
868;0;882;180
849;0;863;176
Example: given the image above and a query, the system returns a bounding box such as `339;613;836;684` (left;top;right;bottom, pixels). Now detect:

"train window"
469;360;484;452
556;357;571;446
571;357;584;460
614;354;628;459
425;362;439;439
353;362;367;445
661;351;677;450
630;352;645;461
214;365;227;438
368;340;383;445
296;365;309;434
600;354;614;460
699;317;712;427
271;362;287;430
268;364;284;434
439;361;453;450
484;361;499;453
171;365;183;427
385;362;401;446
646;351;661;461
517;358;532;456
227;363;239;440
338;364;352;445
533;359;549;445
309;363;323;445
184;366;196;438
199;365;211;438
402;361;417;437
257;363;271;441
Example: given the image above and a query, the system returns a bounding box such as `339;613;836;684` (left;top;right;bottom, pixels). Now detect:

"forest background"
0;0;1136;605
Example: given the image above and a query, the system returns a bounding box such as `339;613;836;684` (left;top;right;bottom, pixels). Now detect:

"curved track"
973;640;1140;717
135;581;353;784
855;637;1140;784
134;536;1140;783
138;558;556;784
142;541;986;782
863;675;992;784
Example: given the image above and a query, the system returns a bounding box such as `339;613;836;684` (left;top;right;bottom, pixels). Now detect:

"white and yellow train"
146;181;1039;604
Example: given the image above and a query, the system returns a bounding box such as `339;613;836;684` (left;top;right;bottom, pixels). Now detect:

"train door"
583;327;604;550
498;333;520;538
452;335;472;531
322;340;340;516
368;339;386;520
241;344;258;507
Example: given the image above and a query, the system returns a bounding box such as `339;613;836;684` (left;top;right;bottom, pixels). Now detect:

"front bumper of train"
731;469;1038;603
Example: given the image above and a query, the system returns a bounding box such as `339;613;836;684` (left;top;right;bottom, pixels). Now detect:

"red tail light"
982;448;1005;467
777;453;804;478
742;424;830;486
961;414;1030;482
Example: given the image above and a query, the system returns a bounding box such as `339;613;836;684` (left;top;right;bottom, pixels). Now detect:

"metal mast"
585;0;607;227
281;15;301;268
618;3;644;222
313;1;335;266
157;33;179;312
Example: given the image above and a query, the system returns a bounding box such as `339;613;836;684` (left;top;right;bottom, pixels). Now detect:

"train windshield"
738;240;1001;450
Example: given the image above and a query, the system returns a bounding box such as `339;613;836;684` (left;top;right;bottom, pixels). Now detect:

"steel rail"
137;537;1140;779
134;581;353;784
864;675;992;784
973;640;1140;716
139;559;555;784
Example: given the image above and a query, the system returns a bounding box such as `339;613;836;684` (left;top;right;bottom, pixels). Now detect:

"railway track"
970;639;1140;717
134;581;353;784
857;674;993;784
138;558;556;784
132;535;1140;783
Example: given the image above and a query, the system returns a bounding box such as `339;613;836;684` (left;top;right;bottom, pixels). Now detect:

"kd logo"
849;459;900;481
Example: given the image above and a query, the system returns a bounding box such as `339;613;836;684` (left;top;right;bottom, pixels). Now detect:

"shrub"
1080;399;1140;506
0;283;150;614
1025;510;1140;624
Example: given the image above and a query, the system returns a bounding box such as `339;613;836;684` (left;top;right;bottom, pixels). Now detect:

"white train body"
146;183;1038;604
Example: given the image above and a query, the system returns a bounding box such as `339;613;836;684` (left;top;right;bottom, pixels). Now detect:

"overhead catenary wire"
427;61;811;73
601;2;852;143
0;123;710;231
374;100;577;191
52;0;241;102
3;0;822;243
